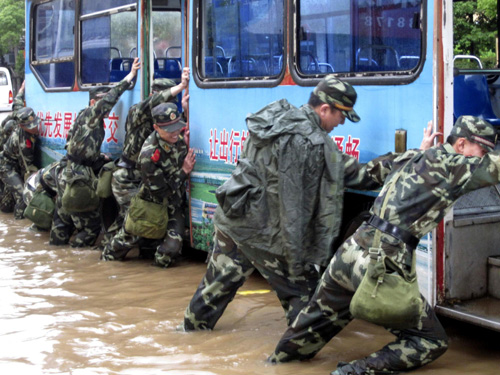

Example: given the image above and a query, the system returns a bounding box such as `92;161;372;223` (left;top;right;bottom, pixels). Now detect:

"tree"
454;0;498;68
0;0;25;76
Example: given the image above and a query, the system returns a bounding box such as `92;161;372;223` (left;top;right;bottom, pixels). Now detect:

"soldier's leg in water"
250;253;320;326
101;168;140;248
269;238;363;363
0;180;15;213
333;301;448;375
50;202;75;245
182;228;255;331
155;208;185;267
3;168;26;219
101;225;140;261
71;210;102;247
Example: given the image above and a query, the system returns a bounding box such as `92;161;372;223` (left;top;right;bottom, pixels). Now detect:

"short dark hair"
446;134;460;146
308;92;336;111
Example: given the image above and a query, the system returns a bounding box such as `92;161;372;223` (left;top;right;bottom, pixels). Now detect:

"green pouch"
62;174;100;213
96;160;117;198
124;195;168;239
350;251;423;330
24;190;55;230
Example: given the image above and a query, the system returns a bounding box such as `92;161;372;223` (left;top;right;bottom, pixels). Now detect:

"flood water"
0;212;499;375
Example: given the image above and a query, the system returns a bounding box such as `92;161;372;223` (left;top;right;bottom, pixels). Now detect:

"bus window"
297;0;423;76
31;0;75;89
197;0;285;80
152;8;182;81
80;1;137;85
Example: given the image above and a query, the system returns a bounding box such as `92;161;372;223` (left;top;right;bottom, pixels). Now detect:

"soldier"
0;107;40;219
180;76;420;332
0;80;27;213
50;58;141;247
268;116;500;375
100;68;190;250
101;102;196;266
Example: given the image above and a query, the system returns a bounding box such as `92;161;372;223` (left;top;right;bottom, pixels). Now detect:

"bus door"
149;0;183;106
434;0;500;332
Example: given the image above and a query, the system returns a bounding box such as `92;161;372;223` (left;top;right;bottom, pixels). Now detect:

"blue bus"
24;0;500;331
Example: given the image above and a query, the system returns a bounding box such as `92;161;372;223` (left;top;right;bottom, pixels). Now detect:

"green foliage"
14;50;24;76
454;0;498;68
0;0;25;55
192;222;214;252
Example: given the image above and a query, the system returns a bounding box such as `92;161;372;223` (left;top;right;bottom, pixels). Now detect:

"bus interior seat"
109;57;134;81
228;57;259;77
204;57;224;77
453;74;500;126
154;58;182;80
356;45;400;72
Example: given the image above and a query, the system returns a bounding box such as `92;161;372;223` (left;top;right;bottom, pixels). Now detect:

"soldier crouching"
101;102;196;267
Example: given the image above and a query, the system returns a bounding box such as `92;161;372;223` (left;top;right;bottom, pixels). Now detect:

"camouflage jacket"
0;86;26;145
1;125;36;172
354;143;500;261
214;99;396;273
121;89;178;164
66;79;130;164
137;130;189;209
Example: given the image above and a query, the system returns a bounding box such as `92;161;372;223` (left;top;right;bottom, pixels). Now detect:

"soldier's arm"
150;67;190;108
12;80;25;112
91;58;141;121
21;135;37;169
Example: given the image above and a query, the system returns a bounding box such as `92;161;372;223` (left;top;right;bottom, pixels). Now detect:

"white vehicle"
0;67;13;111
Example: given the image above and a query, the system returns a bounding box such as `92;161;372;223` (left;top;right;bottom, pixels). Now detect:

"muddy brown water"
0;212;499;374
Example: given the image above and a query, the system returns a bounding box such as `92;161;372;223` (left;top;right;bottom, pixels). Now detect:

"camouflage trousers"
101;205;184;267
100;167;141;248
268;236;448;374
0;162;26;219
50;198;101;248
183;228;321;331
0;180;15;213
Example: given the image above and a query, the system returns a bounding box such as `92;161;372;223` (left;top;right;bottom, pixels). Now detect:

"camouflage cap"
89;87;110;101
16;107;40;131
313;75;360;122
152;78;176;92
451;115;497;152
152;102;185;132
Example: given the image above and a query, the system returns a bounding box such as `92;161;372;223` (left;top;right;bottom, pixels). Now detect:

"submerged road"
0;212;499;374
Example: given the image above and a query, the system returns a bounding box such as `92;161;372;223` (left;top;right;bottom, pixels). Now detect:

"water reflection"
0;213;499;374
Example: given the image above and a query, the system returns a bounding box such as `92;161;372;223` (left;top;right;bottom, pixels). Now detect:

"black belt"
117;154;136;169
367;215;420;250
66;153;95;167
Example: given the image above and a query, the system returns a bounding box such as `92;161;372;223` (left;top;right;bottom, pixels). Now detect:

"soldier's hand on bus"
125;58;141;83
419;121;443;150
181;128;190;145
19;80;25;92
180;67;190;89
182;148;196;175
182;93;189;113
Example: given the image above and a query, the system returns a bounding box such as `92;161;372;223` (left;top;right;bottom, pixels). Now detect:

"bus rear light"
8;90;13;104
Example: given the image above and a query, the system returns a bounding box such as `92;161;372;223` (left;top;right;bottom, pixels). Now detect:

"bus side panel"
25;1;143;166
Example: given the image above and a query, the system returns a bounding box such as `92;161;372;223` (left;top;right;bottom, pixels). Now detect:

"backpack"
24;190;55;230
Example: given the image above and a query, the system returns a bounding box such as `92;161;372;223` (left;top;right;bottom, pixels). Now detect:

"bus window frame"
30;0;78;92
77;2;138;90
192;0;286;89
289;0;428;87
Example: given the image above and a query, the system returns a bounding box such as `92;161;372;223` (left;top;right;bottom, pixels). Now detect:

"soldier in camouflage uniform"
100;68;190;250
0;107;40;219
181;76;414;331
0;81;27;213
101;102;196;266
269;116;500;375
50;58;140;247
